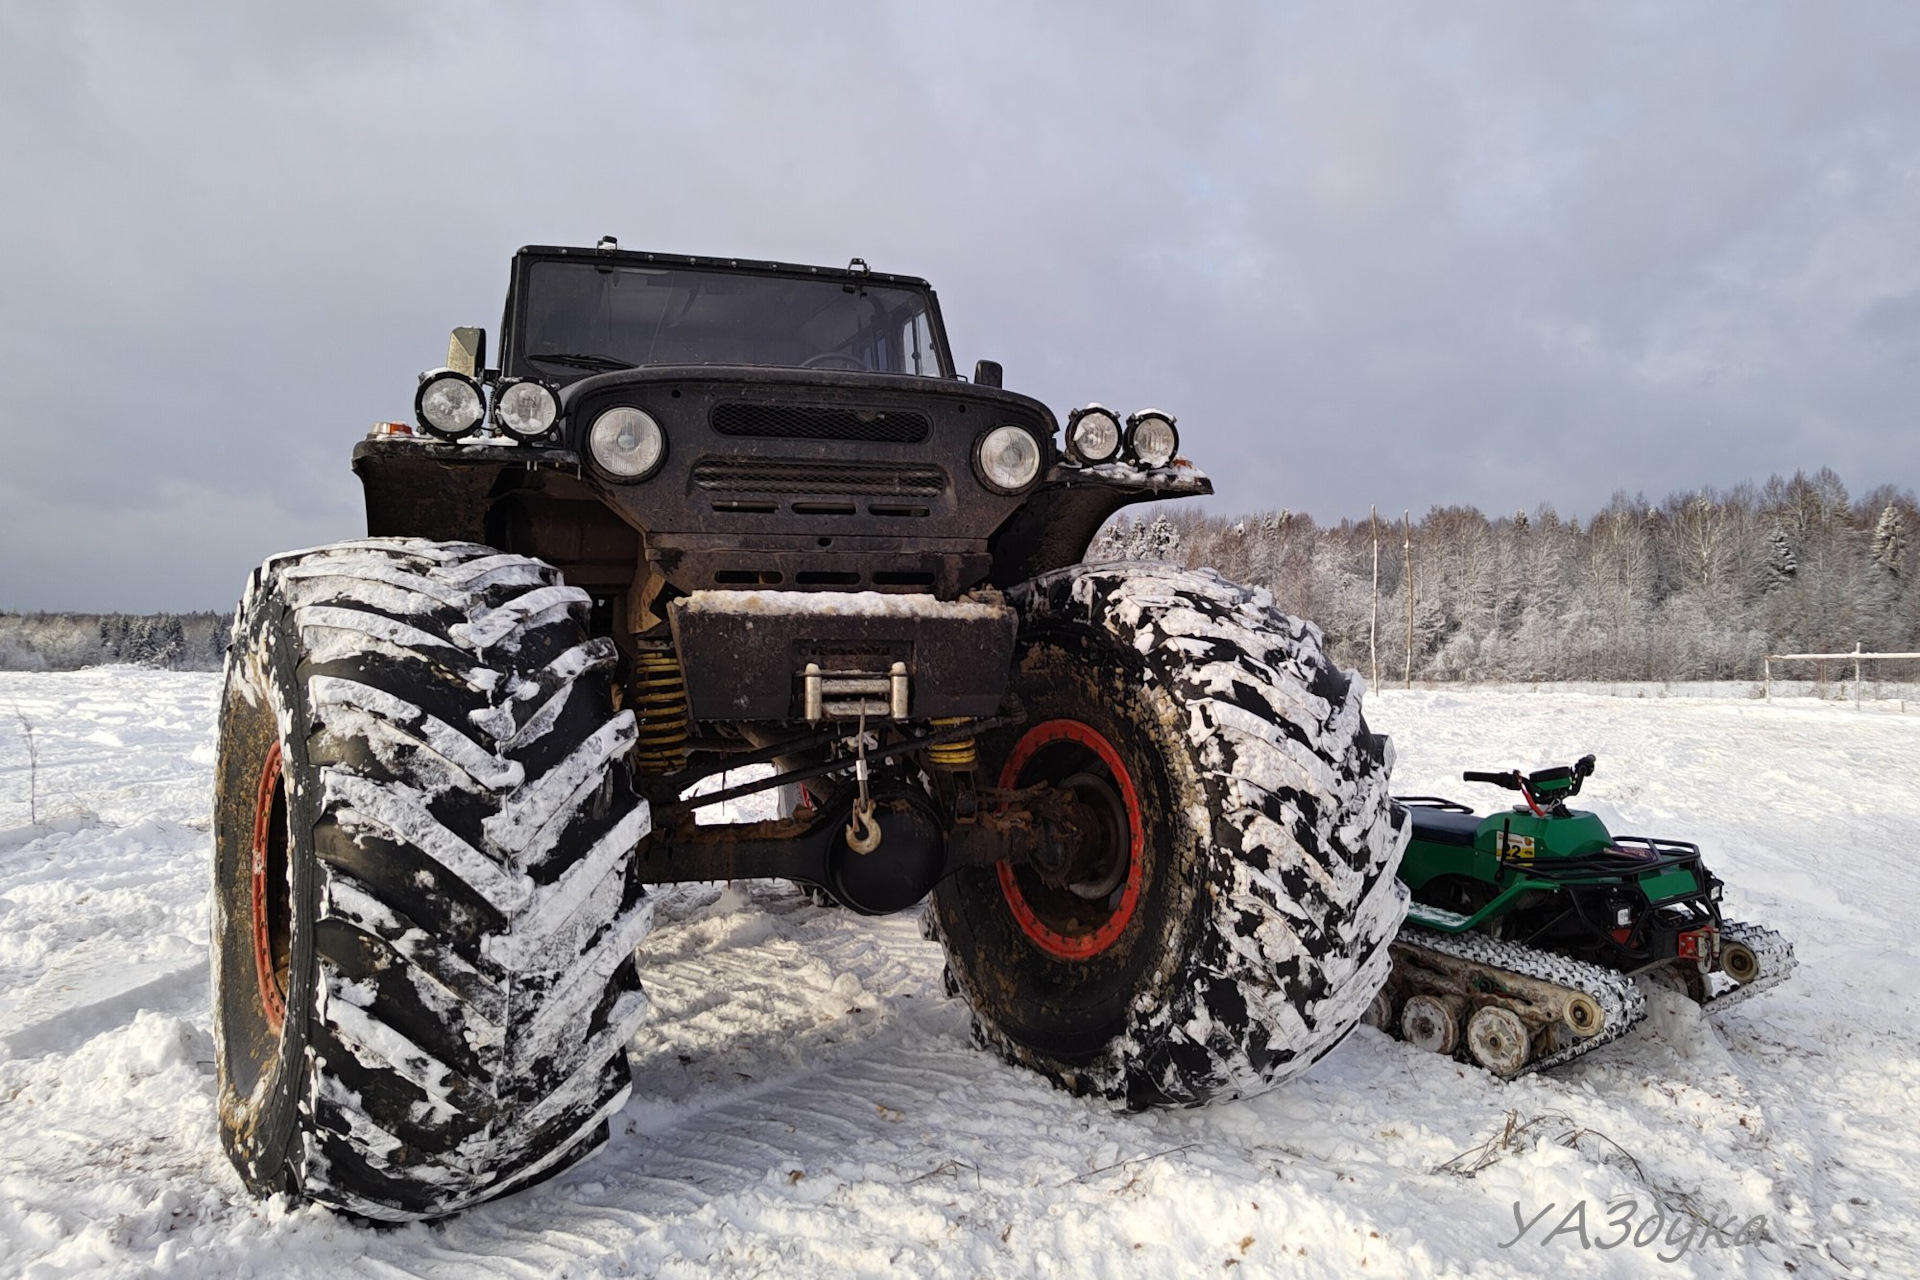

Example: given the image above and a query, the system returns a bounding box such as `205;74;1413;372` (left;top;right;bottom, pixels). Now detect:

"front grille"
692;457;946;497
711;403;931;444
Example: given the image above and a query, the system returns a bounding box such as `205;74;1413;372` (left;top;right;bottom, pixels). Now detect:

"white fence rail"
1764;645;1920;702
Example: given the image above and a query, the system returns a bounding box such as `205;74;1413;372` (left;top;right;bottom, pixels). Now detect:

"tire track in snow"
6;672;1920;1277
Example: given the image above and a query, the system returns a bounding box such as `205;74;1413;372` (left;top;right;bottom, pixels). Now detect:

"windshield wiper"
526;352;637;372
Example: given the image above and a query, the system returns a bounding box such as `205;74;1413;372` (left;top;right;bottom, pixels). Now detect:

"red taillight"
1677;927;1716;960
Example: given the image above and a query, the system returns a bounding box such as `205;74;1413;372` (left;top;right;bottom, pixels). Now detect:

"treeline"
3;467;1915;684
1094;468;1920;684
0;612;231;672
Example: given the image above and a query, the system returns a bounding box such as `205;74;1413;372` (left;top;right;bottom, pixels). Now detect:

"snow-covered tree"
1141;515;1180;560
1762;526;1798;593
1872;503;1905;578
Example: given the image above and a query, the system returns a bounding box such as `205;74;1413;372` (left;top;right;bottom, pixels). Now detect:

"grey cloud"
1859;293;1920;341
2;0;1918;609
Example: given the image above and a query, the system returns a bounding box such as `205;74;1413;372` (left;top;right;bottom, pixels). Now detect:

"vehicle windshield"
515;261;948;381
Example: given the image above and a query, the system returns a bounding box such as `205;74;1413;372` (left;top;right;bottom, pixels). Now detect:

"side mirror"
973;359;1003;389
448;327;487;378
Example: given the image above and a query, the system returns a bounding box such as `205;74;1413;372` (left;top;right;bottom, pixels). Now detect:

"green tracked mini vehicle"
1371;756;1795;1077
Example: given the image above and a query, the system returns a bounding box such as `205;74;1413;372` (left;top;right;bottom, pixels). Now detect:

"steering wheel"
800;352;870;371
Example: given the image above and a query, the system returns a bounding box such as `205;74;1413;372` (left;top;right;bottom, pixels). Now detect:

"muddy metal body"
212;241;1408;1221
351;244;1209;910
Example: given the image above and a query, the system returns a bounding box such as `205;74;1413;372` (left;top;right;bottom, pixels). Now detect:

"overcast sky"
3;1;1918;611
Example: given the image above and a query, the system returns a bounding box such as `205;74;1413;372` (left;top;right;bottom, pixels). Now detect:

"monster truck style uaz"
211;240;1409;1219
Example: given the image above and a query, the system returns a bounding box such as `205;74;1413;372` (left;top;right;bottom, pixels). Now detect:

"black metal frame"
643;715;1016;815
349;244;1216;907
1394;794;1476;814
1507;838;1725;969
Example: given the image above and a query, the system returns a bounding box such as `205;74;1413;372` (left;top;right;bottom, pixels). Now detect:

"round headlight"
1065;405;1121;465
493;378;560;440
1125;411;1179;468
589;406;666;479
975;424;1042;493
414;369;485;439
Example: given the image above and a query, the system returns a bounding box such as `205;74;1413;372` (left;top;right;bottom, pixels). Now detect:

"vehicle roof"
514;245;933;289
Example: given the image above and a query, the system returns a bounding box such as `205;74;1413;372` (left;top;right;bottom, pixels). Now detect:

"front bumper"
667;589;1018;721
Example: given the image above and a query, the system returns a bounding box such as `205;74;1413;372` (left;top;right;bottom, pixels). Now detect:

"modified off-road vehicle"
212;240;1409;1220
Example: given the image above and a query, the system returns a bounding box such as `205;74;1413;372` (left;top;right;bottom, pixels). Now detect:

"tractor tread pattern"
229;538;651;1221
938;560;1410;1107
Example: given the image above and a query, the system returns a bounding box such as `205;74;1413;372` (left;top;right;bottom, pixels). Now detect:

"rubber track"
1393;926;1648;1074
231;538;652;1221
1701;919;1797;1013
937;561;1410;1106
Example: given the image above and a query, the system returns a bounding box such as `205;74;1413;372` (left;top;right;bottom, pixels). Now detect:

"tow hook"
845;714;883;854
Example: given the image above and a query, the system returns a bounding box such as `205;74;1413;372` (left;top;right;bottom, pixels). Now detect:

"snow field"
0;669;1914;1276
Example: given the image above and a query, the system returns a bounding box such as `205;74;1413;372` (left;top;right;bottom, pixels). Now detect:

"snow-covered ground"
1;669;1914;1277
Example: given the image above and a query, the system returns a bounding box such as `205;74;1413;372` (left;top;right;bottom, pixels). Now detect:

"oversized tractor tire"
211;538;653;1221
929;562;1408;1108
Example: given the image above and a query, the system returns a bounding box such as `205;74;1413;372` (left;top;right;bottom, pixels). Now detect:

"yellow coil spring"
629;649;690;774
926;716;977;771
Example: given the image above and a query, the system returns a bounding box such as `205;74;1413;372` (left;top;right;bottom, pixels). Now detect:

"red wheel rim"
250;741;289;1033
995;719;1144;960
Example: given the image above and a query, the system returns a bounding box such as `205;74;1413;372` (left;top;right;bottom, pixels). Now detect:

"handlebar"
1461;756;1598;809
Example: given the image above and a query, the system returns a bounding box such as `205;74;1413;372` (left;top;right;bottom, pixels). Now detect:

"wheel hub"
1466;1004;1531;1076
1720;939;1761;984
1057;772;1130;900
1400;993;1462;1054
1563;991;1605;1038
995;720;1144;961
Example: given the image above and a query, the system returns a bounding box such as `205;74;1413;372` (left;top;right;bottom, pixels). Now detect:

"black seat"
1405;805;1482;848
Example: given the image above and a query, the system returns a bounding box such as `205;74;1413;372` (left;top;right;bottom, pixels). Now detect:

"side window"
900;310;940;377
